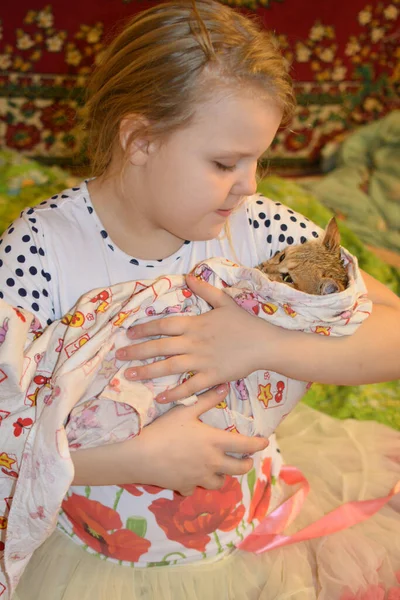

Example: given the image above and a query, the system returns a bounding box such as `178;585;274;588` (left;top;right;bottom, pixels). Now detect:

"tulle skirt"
13;404;400;600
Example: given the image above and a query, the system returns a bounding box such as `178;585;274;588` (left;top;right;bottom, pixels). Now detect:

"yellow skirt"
13;404;400;600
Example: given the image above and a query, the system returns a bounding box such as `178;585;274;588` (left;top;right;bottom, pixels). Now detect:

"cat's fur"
257;217;348;295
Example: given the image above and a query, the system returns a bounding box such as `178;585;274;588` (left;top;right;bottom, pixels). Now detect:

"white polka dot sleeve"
0;209;55;329
245;194;324;265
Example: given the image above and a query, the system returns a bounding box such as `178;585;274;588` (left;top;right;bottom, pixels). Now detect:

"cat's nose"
259;262;275;274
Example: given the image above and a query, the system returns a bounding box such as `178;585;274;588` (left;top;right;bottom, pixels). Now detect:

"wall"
0;0;399;171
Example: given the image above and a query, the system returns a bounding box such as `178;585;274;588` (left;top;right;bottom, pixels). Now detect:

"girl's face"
128;89;283;250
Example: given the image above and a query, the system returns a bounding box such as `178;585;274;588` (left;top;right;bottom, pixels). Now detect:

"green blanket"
0;150;80;224
303;110;400;253
0;149;398;430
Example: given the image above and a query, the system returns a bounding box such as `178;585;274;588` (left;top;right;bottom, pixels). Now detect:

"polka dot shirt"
0;182;322;328
0;206;54;326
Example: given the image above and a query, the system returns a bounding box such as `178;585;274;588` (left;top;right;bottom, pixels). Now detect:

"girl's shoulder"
20;180;90;222
2;181;91;247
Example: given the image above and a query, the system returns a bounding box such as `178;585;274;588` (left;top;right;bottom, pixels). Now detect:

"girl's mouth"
216;208;233;217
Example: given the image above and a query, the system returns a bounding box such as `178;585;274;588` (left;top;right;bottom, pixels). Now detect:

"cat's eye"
282;273;293;283
279;253;286;263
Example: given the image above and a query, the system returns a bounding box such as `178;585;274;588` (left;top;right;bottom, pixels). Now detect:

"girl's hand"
116;274;268;403
71;386;268;491
131;385;269;496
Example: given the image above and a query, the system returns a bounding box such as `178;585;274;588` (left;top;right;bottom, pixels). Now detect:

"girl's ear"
119;115;155;166
323;217;341;253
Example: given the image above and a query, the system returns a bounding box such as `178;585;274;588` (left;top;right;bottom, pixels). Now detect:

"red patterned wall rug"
0;0;399;171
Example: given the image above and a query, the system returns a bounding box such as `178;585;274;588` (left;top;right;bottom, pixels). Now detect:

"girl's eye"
279;253;286;263
215;162;235;172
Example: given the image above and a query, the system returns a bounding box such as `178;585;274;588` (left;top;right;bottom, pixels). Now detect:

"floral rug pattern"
0;0;399;168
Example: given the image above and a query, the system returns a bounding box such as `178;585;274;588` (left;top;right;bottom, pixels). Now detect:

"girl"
1;1;399;598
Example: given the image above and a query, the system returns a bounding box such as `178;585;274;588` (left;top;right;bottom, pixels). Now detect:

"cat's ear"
323;218;340;253
319;278;340;295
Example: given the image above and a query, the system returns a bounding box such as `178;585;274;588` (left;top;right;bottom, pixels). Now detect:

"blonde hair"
84;0;295;176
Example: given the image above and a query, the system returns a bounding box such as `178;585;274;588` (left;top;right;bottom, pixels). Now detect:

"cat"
257;217;348;295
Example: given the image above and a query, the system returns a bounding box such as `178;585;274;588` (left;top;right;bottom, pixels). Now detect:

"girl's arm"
71;386;268;495
118;270;400;403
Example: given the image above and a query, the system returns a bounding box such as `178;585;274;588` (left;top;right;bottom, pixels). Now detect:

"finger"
124;355;192;381
186;273;233;309
179;474;225;495
156;379;228;405
159;384;228;410
219;456;254;476
217;432;269;455
127;315;187;340
178;487;195;497
117;337;188;362
204;474;226;491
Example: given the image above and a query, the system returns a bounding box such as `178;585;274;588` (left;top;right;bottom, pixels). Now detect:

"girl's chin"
185;226;226;242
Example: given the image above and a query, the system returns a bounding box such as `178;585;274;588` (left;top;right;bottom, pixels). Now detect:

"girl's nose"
232;165;258;197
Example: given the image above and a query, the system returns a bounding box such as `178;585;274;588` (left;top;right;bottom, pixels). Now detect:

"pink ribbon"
239;465;400;553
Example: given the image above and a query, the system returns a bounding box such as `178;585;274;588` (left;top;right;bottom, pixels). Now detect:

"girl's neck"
87;175;184;261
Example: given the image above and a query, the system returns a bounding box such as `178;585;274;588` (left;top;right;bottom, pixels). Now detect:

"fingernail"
116;349;127;359
125;369;137;379
127;328;136;339
216;383;228;394
156;394;167;403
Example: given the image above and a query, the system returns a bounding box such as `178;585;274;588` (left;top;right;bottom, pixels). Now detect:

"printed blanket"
0;253;371;598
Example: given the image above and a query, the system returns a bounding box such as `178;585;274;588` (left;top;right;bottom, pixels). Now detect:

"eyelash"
214;162;236;172
215;160;265;176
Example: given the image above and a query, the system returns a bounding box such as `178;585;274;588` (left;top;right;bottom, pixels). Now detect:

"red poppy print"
62;493;151;562
247;457;272;523
120;483;163;496
340;584;385;600
149;476;245;552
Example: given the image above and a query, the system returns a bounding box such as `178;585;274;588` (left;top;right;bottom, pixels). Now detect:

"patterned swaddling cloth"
0;252;371;598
